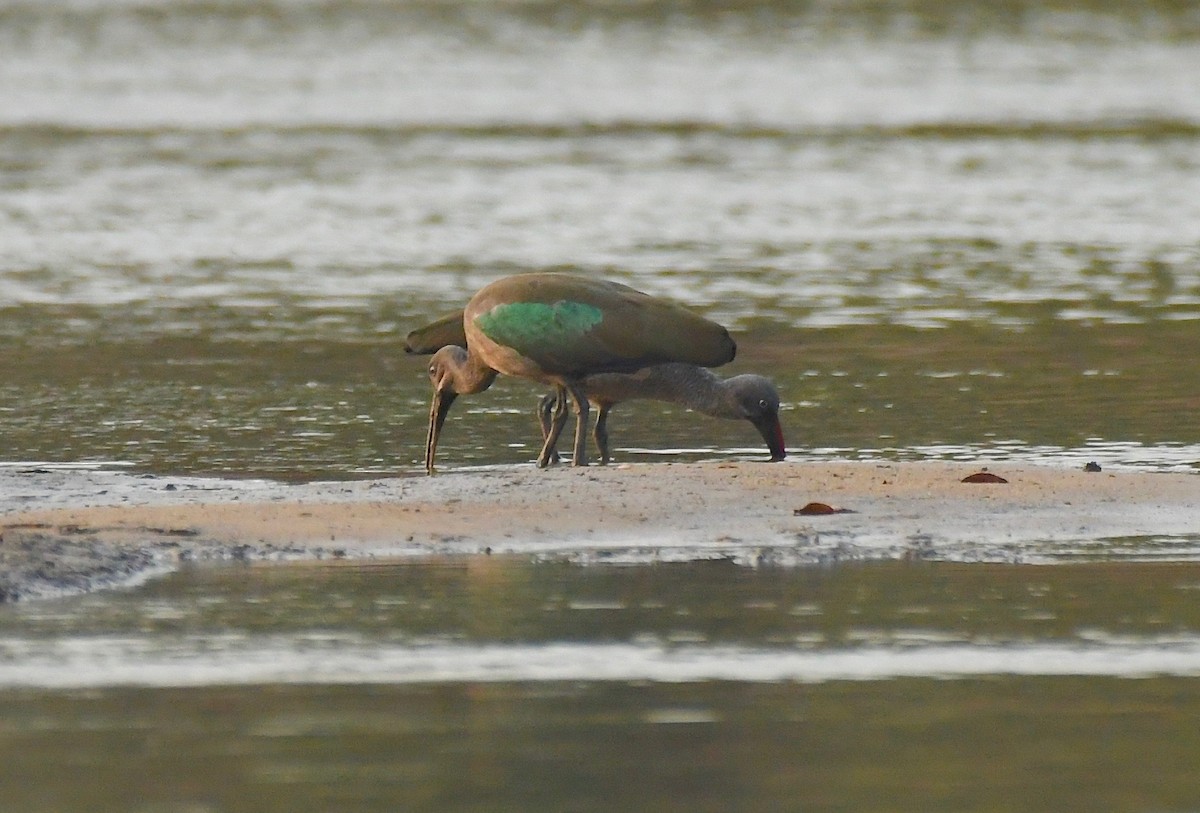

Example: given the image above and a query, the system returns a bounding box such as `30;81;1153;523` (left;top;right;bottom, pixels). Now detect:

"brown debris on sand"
961;471;1008;484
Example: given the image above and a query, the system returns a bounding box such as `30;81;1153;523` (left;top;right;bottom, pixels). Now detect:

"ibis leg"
594;405;611;464
537;386;569;467
566;382;590;467
536;392;561;465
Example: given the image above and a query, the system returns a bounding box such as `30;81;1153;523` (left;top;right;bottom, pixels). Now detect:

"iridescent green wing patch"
475;300;604;354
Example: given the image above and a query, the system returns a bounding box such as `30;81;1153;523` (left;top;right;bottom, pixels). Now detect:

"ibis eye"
758;399;769;410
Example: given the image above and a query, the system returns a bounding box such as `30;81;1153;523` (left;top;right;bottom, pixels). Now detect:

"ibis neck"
588;364;738;417
449;347;499;395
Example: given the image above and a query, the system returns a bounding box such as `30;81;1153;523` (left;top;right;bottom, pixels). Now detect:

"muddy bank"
2;461;1199;601
0;527;158;603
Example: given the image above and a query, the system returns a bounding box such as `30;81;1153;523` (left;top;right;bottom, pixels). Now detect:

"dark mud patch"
0;526;158;603
0;520;347;602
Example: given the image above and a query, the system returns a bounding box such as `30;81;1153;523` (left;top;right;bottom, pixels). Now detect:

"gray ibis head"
724;374;787;461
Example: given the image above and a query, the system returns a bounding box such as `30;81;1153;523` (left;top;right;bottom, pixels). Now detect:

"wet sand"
2;461;1199;601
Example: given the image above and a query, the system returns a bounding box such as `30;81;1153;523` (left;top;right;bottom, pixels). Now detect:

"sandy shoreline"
2;460;1199;601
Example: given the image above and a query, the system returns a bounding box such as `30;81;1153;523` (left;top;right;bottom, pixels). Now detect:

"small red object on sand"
961;471;1008;483
795;502;841;515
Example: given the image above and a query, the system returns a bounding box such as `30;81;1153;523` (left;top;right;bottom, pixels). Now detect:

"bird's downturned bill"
424;389;458;473
755;415;787;462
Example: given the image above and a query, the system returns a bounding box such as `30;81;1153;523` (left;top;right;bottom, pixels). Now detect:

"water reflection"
7;558;1200;683
2;558;1200;811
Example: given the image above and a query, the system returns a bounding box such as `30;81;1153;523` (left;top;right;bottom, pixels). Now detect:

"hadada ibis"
412;274;785;471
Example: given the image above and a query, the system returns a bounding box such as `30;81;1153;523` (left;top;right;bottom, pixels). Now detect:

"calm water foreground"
3;557;1200;812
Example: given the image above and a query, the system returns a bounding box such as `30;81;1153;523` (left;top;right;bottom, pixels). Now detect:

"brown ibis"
423;273;737;471
412;275;787;472
535;365;785;464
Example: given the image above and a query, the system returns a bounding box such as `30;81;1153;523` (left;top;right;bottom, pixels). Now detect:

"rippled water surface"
2;0;1200;477
14;524;1199;812
3;1;1200;809
4;558;1200;812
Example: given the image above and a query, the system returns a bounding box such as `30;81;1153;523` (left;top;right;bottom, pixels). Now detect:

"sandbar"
2;461;1199;601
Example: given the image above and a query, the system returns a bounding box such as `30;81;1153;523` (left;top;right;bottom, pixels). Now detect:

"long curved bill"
753;414;787;462
425;388;458;474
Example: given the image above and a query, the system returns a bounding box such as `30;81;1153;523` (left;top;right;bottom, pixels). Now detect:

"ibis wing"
405;310;468;354
471;274;735;375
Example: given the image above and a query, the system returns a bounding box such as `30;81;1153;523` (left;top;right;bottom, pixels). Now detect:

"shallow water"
5;320;1200;477
2;0;1200;477
3;558;1200;811
3;1;1200;808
